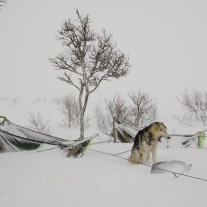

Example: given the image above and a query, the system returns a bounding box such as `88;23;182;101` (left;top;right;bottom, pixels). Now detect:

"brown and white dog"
128;122;170;164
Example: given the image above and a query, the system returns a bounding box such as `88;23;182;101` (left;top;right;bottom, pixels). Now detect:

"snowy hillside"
1;1;207;206
1;98;207;207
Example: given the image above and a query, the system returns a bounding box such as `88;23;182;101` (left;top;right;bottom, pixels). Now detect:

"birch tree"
53;94;79;128
93;91;157;134
49;9;130;139
104;92;131;124
172;88;207;126
128;90;157;128
25;110;54;135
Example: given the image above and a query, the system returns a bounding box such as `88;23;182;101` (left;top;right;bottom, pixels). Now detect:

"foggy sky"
1;0;207;126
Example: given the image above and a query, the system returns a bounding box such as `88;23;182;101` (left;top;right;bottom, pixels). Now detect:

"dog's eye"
160;129;162;131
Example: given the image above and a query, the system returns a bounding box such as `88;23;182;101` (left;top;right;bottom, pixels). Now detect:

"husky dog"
128;122;170;164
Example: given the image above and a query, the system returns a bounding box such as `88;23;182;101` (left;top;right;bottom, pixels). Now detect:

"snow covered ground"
1;98;207;207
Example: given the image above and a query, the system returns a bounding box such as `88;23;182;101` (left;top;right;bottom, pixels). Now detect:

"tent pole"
0;142;5;152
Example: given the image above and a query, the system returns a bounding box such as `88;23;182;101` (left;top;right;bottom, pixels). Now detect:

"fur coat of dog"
128;122;170;164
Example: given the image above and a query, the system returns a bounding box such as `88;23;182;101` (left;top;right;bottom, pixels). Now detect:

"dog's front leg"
152;150;157;164
142;152;147;164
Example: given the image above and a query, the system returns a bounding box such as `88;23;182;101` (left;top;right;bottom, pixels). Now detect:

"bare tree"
53;94;79;128
104;92;131;125
84;116;91;129
49;9;130;139
93;91;157;134
93;102;112;135
173;88;207;126
25;110;54;135
0;0;9;10
128;90;157;128
172;113;195;126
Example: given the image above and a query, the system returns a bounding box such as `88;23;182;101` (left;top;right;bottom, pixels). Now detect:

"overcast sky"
1;0;207;126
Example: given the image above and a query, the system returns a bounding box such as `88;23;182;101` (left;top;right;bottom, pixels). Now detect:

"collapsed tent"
113;117;140;143
170;130;206;148
0;117;68;152
113;117;206;148
1;116;205;152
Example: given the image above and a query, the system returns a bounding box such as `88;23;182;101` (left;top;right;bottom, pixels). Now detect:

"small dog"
128;122;170;164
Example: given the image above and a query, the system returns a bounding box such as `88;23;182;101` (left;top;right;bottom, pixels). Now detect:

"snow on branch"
49;9;131;139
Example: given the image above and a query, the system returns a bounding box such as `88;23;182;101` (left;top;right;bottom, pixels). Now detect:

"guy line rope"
25;139;207;182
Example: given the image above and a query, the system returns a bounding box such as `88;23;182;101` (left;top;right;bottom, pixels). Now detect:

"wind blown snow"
1;99;207;207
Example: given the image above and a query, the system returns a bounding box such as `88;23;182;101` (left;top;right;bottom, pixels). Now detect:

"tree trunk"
80;110;84;140
79;85;90;140
79;83;84;140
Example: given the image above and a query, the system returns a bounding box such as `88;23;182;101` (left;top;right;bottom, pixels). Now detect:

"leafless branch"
25;110;54;135
128;90;157;128
174;88;207;126
93;102;112;135
53;94;91;129
93;91;158;132
49;9;131;139
53;94;79;128
104;92;132;125
172;113;195;126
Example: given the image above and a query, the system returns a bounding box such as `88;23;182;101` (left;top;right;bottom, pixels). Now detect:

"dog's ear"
153;123;159;128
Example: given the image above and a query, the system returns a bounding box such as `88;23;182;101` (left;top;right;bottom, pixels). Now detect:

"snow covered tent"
112;117;206;149
170;130;206;148
0;117;68;152
113;117;140;143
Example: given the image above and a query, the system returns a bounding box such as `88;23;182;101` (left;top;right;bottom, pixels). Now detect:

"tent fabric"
0;129;41;152
0;118;68;152
113;117;206;148
113;118;140;143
